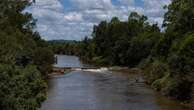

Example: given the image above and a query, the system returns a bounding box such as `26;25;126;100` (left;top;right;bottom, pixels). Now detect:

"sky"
27;0;171;41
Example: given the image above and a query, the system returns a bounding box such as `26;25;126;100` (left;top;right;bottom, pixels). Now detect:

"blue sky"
27;0;171;41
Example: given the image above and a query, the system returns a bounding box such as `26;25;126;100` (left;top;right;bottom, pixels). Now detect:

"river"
40;55;187;110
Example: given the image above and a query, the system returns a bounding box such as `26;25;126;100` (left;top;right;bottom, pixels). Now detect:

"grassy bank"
139;59;194;109
105;65;194;110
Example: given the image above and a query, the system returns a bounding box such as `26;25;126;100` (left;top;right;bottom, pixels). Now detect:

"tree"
144;0;194;101
0;65;47;110
0;0;54;109
77;12;161;67
163;0;194;35
33;47;54;77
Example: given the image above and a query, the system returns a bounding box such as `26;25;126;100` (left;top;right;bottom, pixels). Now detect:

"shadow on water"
40;55;187;110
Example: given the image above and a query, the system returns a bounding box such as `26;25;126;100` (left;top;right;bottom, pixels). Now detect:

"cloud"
141;0;171;25
64;12;83;22
26;0;171;40
71;0;114;10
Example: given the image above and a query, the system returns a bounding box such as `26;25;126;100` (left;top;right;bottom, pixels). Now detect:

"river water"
40;55;187;110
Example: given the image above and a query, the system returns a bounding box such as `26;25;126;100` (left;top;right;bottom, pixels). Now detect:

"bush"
151;79;163;91
33;47;54;77
151;73;170;91
168;54;190;76
163;78;193;101
148;33;194;101
143;60;168;84
0;64;47;110
178;33;194;70
92;56;109;66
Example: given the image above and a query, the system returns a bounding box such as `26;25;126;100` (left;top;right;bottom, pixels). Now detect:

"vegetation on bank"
48;40;80;55
50;0;194;105
0;0;54;110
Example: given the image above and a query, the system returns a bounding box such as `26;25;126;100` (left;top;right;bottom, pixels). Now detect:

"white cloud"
142;0;171;26
71;0;114;10
64;12;83;22
26;0;171;40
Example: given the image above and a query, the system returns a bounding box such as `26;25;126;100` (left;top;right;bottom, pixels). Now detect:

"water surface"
53;55;82;68
40;55;186;110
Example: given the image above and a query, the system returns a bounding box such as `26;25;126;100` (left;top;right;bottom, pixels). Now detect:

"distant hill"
48;40;79;44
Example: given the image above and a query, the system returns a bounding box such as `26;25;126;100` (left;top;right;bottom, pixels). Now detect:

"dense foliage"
0;65;47;110
144;0;194;101
78;13;161;67
48;40;80;55
0;0;54;110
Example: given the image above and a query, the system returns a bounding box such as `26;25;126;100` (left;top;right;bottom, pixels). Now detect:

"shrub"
0;64;47;110
143;60;168;84
151;79;163;91
33;47;54;77
163;77;193;101
92;56;109;66
151;73;170;91
178;33;194;71
168;54;189;76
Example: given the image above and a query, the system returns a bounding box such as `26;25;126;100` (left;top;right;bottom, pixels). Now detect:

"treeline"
0;0;54;110
79;13;161;66
48;40;80;55
51;0;194;104
142;0;194;102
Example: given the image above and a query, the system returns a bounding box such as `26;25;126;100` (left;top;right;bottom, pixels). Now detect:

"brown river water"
40;55;187;110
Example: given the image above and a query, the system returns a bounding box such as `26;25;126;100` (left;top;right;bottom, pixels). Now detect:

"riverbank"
108;66;194;110
48;69;72;77
109;66;142;74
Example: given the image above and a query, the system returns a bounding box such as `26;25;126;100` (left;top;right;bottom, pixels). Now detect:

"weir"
52;66;100;74
53;55;99;74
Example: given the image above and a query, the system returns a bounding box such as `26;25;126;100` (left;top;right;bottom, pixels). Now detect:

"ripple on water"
40;71;187;110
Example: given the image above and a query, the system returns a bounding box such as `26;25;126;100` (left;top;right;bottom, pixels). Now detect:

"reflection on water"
40;55;186;110
53;54;93;68
53;55;83;68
